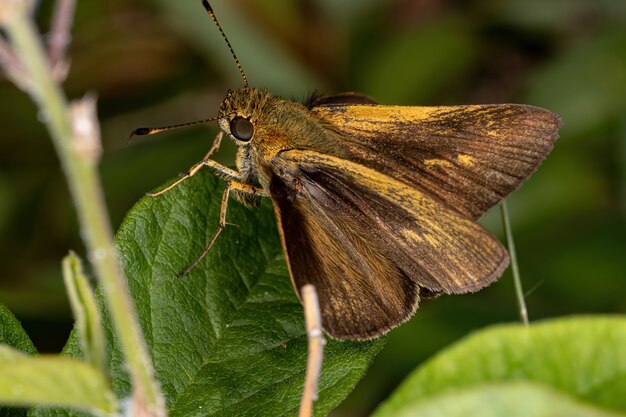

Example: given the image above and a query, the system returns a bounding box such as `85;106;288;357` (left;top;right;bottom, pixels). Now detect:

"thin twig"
299;284;325;417
48;0;75;81
500;200;529;326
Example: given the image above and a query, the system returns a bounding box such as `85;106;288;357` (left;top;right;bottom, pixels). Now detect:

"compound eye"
230;116;254;141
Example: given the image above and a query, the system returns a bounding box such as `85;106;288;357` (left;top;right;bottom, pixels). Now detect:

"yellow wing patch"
457;154;475;166
424;159;454;168
424;234;442;248
401;229;423;243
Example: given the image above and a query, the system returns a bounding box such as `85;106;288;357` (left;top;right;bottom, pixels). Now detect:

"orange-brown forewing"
309;103;561;219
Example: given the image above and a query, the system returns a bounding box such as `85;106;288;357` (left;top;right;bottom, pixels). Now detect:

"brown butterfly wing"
310;104;561;219
269;150;508;340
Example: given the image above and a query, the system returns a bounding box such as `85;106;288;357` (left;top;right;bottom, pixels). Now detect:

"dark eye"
230;117;254;141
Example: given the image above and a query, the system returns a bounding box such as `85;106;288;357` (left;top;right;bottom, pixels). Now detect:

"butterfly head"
218;87;272;146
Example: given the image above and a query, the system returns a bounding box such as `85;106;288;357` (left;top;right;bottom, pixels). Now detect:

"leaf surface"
0;303;37;417
375;316;626;417
0;346;116;416
0;303;36;356
33;171;383;417
385;381;623;417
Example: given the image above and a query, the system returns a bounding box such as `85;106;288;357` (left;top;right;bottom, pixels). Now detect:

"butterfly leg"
204;130;224;160
147;132;239;197
177;180;268;277
299;284;325;417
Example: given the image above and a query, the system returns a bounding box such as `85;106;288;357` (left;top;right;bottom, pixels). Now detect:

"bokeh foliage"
1;0;625;415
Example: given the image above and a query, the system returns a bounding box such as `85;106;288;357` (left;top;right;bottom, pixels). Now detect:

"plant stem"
3;11;165;415
500;200;529;326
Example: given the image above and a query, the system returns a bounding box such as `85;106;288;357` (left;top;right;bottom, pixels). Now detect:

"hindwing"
269;150;508;339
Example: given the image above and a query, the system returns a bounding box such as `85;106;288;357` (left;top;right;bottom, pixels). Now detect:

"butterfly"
133;0;561;340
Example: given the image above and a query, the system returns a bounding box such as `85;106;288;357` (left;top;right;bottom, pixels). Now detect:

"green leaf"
34;171;383;417
0;303;36;356
62;252;106;374
386;381;622;417
375;316;626;417
121;171;383;415
0;345;116;416
119;171;383;415
0;302;37;417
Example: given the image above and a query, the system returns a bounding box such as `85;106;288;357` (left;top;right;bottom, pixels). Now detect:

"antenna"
128;117;219;144
201;0;249;88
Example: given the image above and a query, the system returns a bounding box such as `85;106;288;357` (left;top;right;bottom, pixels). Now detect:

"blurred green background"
1;0;625;415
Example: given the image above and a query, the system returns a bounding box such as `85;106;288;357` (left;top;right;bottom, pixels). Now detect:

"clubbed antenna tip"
128;127;153;144
128;117;219;145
